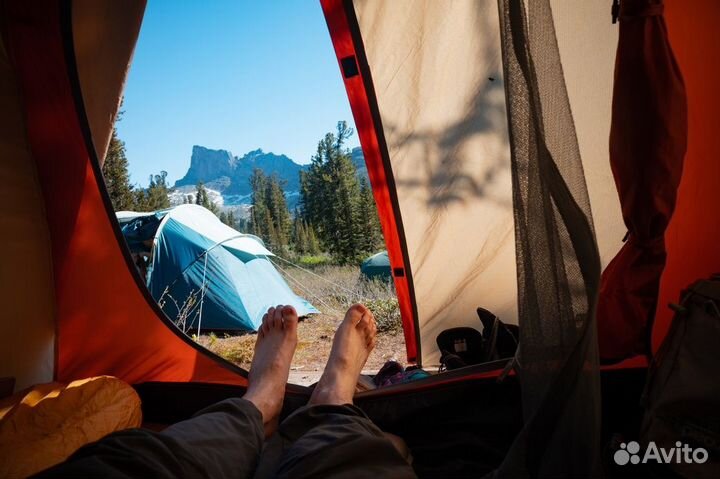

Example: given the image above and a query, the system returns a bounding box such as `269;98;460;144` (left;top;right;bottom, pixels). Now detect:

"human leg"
35;306;299;479
260;305;417;479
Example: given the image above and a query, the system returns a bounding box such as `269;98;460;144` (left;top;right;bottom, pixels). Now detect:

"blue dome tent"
360;251;392;282
119;204;318;333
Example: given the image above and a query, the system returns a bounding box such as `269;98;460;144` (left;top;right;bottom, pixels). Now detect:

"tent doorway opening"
103;1;405;385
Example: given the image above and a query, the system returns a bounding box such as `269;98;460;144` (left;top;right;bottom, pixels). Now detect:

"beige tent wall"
354;0;516;366
0;38;56;391
354;0;623;365
73;0;146;164
550;0;624;264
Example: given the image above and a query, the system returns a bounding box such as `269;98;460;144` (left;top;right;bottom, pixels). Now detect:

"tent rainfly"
1;0;718;477
360;251;392;282
119;205;318;332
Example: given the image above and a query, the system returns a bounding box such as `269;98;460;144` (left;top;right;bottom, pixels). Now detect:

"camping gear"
476;307;519;362
0;376;141;479
119;205;318;332
436;310;518;370
597;0;688;362
2;0;718;477
640;275;720;478
373;361;431;388
437;327;485;371
361;251;392;282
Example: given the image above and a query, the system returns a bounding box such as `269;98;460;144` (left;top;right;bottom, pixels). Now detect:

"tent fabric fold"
597;0;687;362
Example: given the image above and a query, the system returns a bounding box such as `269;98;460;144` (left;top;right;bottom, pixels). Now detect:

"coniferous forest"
102;120;384;264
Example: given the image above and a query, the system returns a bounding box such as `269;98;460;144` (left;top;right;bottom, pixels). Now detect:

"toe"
262;308;272;334
281;305;299;330
266;307;276;329
347;304;367;325
357;312;373;332
273;305;284;329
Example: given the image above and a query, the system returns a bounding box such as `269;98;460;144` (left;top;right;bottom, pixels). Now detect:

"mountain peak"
244;148;265;157
175;145;307;197
174;145;367;208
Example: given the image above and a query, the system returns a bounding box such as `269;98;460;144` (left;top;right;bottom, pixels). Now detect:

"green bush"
298;255;330;268
365;298;402;334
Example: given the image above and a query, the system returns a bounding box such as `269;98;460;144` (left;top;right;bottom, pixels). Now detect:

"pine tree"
195;182;206;206
265;175;291;253
250;169;269;240
102;128;136;211
132;171;171;212
195;181;219;215
263;208;279;251
306;224;321;255
235;217;249;234
293;215;308;255
146;171;171;210
299;121;365;263
357;177;382;254
226;210;236;230
133;189;148;211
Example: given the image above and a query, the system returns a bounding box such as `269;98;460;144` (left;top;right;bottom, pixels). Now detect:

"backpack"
640;274;720;478
437;308;519;371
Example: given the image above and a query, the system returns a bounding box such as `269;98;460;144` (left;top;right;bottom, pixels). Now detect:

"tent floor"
136;367;648;478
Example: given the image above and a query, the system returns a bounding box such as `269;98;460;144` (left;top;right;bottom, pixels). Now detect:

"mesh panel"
494;0;602;477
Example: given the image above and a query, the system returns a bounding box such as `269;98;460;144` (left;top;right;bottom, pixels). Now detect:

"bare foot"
244;305;298;437
309;304;377;406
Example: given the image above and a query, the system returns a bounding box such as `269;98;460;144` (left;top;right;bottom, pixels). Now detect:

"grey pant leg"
34;397;264;479
256;404;417;479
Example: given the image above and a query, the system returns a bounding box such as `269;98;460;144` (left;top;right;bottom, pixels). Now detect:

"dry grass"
198;264;407;382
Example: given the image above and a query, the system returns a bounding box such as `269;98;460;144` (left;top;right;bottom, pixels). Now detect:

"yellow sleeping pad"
0;376;142;478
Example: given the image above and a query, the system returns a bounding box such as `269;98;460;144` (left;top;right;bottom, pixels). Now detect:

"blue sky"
117;1;358;187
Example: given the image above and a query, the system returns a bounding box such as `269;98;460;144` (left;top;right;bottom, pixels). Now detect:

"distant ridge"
172;145;366;211
175;146;306;196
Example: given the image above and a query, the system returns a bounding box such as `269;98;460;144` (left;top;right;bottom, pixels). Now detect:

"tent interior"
1;0;718;477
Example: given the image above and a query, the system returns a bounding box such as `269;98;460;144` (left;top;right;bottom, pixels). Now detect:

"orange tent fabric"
2;0;246;386
653;0;720;350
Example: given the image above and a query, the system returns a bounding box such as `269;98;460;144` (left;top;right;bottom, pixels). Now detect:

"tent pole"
197;252;209;337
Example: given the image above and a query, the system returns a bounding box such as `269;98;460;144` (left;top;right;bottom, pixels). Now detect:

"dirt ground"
200;313;407;386
197;264;407;386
